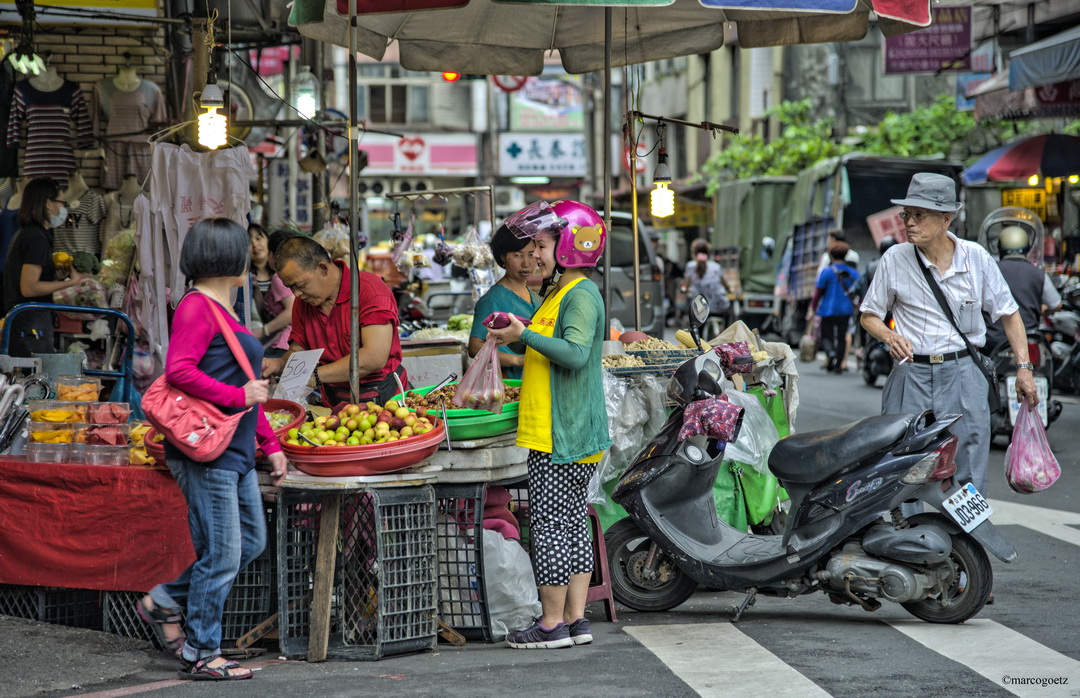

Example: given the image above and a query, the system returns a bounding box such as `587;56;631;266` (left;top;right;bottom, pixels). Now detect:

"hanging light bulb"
1068;175;1079;185
197;82;228;150
1028;173;1040;187
292;65;321;120
651;136;675;219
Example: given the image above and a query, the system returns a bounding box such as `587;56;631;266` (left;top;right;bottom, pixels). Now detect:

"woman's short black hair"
690;238;711;256
275;234;331;271
490;224;533;268
19;178;60;228
248;222;268;240
180;218;251;282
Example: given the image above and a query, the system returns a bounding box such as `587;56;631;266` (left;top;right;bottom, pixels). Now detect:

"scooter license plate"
942;483;994;533
1006;376;1049;428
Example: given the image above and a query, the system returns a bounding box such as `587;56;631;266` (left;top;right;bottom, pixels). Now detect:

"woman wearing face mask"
486;200;611;649
680;238;731;328
1;177;84;357
468;224;540;379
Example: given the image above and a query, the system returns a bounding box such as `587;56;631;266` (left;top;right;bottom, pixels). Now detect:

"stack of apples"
283;399;437;448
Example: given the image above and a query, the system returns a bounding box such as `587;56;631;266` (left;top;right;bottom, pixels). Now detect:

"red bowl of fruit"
144;426;166;463
279;398;445;476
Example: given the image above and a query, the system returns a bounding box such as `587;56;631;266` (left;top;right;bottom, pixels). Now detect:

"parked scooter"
607;295;1015;623
987;332;1062;441
1044;277;1080;393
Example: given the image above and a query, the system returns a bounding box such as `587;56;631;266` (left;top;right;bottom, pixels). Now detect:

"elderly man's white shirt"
860;232;1018;354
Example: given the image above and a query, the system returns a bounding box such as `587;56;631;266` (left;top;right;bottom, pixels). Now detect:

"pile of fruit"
623;336;683;351
284;399;438;447
30;406;85;422
266;409;296;430
403;383;521;411
87;402;130;424
57;380;101;401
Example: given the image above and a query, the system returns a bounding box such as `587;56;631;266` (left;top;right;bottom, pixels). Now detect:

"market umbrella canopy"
961;134;1080;185
289;0;932;75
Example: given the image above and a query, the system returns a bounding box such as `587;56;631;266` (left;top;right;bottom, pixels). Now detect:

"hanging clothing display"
143;143;252;357
6;81;93;182
0;64;17;179
54;189;108;255
94;79;166;190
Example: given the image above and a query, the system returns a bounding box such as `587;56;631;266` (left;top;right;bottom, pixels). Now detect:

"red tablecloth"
0;457;195;591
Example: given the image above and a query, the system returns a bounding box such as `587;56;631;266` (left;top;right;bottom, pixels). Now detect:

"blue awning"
1010;24;1080;90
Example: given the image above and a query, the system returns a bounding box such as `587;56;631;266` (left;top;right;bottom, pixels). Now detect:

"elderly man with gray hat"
860;172;1039;499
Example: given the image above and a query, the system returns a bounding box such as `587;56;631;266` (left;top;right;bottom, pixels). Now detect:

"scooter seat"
768;414;913;484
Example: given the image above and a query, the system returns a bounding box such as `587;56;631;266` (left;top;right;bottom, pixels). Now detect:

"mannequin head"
119;174;141;197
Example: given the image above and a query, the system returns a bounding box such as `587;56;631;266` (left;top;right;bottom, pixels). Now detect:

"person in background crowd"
137;218;286;682
681;238;730;328
487;200;611;650
469;223;540;380
263;235;407;407
248;223;295;358
1;177;84;357
816;229;860;276
808;243;860;373
982;223;1061;353
860;173;1038;501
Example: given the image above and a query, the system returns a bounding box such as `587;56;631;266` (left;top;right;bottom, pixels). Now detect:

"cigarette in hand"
897;356;910;365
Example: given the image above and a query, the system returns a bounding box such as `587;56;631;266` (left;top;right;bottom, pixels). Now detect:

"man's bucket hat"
890;172;963;212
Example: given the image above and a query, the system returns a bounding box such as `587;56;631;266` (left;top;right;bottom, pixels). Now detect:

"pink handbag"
142;294;257;463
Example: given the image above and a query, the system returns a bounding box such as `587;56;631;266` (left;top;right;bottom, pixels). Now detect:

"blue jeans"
149;460;265;662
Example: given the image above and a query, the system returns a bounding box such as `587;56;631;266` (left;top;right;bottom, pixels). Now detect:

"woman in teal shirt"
468;224;540;379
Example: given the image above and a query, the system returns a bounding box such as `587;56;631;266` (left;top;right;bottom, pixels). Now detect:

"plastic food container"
29;421;74;443
74;423;130;447
393;379;522;419
280;418;445;477
69;443;86;464
56;375;102;401
84;445;131;466
25;441;71;462
85;402;132;425
28;400;85;423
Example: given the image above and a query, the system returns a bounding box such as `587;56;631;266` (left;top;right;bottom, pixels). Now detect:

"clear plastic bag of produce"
1004;403;1061;494
392;215;415;270
451;225;495;270
589;372;667;504
312;220;351;260
722;389;780;474
451;335;506;413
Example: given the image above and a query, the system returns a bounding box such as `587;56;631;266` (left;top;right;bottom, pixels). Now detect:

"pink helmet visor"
503;200;567;240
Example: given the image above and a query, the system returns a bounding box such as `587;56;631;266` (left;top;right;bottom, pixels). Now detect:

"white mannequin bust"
64;171;88;209
29;65;63;92
6;177;28;211
112;66;140;92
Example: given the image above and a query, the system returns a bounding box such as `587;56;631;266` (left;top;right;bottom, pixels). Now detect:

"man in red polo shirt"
262;236;407;407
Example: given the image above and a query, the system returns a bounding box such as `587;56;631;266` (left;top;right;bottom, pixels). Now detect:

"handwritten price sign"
272;349;324;403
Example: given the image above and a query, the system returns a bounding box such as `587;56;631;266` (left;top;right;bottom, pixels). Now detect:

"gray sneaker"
568;617;593;645
505;619;573;649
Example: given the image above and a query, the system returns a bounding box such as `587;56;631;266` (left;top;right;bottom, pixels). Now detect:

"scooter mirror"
690;294;710;327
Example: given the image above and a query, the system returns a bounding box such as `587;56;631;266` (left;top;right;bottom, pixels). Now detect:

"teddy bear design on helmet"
503;199;607;269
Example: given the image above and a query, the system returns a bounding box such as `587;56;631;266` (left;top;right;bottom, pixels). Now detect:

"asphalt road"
10;357;1080;698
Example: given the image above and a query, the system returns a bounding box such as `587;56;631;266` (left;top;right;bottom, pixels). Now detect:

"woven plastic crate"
277;485;438;660
101;505;277;647
0;585;102;629
433;482;491;642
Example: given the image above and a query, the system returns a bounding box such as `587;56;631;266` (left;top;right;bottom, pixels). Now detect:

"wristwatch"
1015;362;1035;371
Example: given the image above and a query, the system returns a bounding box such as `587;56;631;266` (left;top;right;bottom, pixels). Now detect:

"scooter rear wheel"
606;519;697;612
900;533;991;624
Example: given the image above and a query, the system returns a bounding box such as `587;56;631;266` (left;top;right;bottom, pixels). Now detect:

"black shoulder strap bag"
912;246;1002;413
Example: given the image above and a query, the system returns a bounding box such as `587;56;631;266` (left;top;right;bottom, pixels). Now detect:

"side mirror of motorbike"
697;369;722;397
689;294;710;328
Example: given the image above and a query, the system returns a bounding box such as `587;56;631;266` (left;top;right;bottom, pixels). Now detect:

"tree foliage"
697;94;1044;195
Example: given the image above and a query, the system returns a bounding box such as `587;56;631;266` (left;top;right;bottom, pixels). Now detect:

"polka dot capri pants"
527;449;597;587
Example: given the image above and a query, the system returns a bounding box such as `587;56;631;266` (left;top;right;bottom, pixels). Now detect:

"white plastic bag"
723;389;780;473
482;529;541;640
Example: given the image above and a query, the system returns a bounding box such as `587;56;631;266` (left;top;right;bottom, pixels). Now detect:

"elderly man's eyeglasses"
899;210;936;223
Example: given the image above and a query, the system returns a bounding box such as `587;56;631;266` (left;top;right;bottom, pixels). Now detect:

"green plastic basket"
445;411;519;441
394;379;522;419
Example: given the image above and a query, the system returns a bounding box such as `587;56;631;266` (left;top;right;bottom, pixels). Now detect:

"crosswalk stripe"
887;619;1080;697
625;623;830;697
989;498;1080;549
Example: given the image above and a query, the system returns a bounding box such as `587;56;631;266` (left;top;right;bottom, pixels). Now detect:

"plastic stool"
585;505;618;622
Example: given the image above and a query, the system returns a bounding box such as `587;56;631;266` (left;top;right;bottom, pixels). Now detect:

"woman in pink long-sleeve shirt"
136;218;286;682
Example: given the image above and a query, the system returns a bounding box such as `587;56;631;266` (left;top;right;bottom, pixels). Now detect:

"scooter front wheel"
606;519;697;612
900;533;991;624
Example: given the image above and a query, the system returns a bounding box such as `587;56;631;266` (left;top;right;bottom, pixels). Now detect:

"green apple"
346;436;360;446
288;428;300;440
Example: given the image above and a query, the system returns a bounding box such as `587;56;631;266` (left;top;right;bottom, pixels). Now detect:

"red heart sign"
398;137;426;161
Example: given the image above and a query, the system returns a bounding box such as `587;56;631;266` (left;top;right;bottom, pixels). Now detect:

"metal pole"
602;8;613;334
629;112;641;331
348;2;360;402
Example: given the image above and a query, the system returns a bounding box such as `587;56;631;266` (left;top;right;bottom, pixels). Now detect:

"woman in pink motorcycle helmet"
488;200;612;649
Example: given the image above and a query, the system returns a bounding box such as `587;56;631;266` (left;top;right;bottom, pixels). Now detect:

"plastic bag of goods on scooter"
723;390;781;475
1004;403;1061;493
452;335;506;413
483;529;541;640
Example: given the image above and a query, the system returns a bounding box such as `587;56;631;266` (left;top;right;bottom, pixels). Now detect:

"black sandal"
178;655;253;681
135;598;186;659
